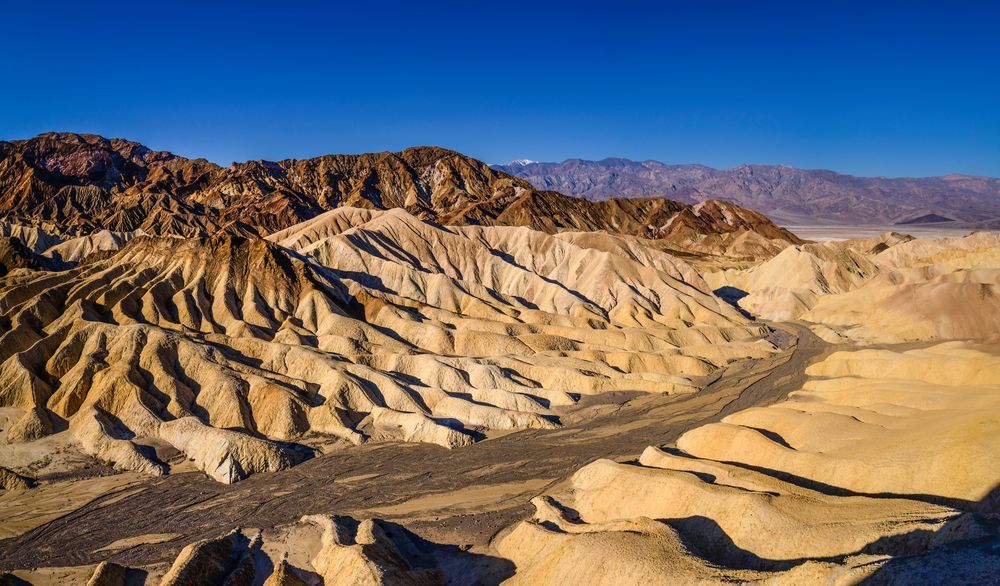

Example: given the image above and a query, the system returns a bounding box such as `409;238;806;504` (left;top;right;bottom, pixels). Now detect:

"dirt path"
0;323;829;570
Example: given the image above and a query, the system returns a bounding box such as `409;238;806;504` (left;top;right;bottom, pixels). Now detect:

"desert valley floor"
0;137;998;585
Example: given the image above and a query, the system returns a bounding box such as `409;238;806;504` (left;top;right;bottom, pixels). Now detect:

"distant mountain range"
493;158;1000;226
0;133;798;252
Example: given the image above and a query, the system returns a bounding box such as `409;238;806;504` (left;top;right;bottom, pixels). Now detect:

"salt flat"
785;223;996;241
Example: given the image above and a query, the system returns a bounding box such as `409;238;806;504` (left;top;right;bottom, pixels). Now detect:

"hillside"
0;134;799;253
494;158;1000;226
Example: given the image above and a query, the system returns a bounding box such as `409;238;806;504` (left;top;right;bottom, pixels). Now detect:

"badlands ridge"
1;207;772;484
0;139;998;584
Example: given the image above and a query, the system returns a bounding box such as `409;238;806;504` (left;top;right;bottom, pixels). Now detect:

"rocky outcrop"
85;561;128;586
0;467;34;491
303;515;442;585
72;516;464;585
0;219;64;252
0;237;40;277
158;418;303;484
42;229;143;264
159;529;259;586
261;560;308;586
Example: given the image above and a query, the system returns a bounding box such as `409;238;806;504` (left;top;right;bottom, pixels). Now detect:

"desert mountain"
0;134;800;254
494;158;1000;226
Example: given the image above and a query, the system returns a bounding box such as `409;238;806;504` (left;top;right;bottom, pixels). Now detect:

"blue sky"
3;0;998;177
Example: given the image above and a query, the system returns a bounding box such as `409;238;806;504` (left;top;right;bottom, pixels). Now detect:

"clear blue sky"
3;0;998;177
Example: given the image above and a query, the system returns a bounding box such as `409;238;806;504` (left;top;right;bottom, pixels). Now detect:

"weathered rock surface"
708;231;1000;342
0;467;34;491
0;134;800;256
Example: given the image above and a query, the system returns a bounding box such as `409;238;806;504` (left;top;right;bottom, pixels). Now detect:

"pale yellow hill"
0;220;63;253
707;232;1000;342
493;342;1000;583
42;228;144;264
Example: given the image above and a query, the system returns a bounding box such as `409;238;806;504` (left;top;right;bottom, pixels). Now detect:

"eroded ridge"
707;231;1000;342
0;209;775;484
494;342;1000;583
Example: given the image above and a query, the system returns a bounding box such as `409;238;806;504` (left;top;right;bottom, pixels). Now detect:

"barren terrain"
0;323;813;574
0;140;998;585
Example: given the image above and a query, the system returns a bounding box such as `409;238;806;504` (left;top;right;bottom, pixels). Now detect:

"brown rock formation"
0;134;800;254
